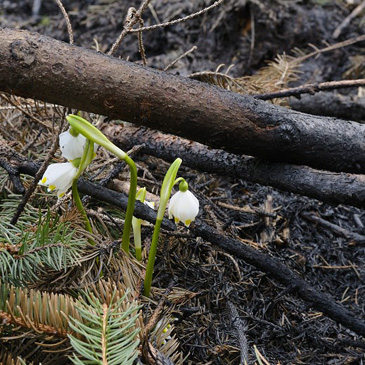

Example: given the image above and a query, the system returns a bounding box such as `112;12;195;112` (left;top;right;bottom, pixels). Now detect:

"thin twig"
108;1;152;56
297;34;365;63
227;301;249;365
54;0;74;45
164;46;197;72
301;211;365;246
333;0;365;39
137;17;148;65
129;0;224;33
1;94;52;130
254;78;365;100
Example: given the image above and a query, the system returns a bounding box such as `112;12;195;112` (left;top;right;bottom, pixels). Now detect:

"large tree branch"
1;28;365;173
102;124;365;208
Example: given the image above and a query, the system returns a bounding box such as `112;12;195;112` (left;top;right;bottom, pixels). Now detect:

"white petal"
59;129;86;160
168;190;199;225
39;162;78;198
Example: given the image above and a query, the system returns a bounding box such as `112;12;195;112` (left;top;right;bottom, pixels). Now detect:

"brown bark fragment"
1;28;365;173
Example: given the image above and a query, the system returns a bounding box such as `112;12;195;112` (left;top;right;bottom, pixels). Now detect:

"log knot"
10;39;36;67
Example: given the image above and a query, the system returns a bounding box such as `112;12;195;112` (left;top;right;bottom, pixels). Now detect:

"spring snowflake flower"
39;162;78;199
59;128;86;161
168;188;199;227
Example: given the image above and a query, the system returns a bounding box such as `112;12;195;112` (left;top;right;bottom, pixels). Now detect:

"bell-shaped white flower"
39;162;78;199
59;128;86;161
168;184;199;227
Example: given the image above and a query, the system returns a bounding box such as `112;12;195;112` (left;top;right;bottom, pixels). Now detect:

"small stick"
227;301;249;365
54;0;74;45
254;78;365;100
333;0;365;39
129;0;225;33
108;0;153;56
164;46;197;72
301;211;365;246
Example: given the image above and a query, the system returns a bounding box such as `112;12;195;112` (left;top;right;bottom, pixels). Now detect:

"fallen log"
1;28;365;173
103;124;365;208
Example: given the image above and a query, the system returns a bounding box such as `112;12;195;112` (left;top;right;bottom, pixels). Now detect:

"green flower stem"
143;219;162;297
66;114;137;253
143;158;182;297
72;179;94;243
121;154;137;253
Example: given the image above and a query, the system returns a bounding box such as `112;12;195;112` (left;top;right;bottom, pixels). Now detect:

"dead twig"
108;0;152;56
54;0;74;45
332;1;365;39
164;46;197;72
227;301;249;365
129;0;225;33
102;124;365;208
301;211;365;246
254;78;365;100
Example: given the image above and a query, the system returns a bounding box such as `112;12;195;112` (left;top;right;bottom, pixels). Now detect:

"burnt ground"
1;0;365;364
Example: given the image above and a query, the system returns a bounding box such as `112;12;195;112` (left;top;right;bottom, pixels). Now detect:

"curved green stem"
72;180;94;244
121;155;137;253
143;219;162;297
143;158;182;297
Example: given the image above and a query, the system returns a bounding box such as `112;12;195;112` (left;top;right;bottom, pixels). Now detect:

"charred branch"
1;28;365;173
102;124;365;208
289;92;365;122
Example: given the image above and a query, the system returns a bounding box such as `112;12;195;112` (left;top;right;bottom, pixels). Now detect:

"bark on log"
1;28;365;173
103;124;365;208
289;93;365;122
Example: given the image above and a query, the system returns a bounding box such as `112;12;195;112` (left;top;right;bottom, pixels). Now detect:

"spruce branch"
68;287;141;365
0;283;81;338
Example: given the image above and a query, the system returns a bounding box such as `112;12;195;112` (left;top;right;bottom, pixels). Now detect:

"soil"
1;0;365;364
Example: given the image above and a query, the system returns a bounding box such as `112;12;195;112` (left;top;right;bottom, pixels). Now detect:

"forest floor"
1;0;365;364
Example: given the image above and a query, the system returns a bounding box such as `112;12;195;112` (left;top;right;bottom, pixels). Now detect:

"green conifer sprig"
68;287;141;365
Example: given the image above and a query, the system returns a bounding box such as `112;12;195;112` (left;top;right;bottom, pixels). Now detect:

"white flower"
59;128;86;161
168;190;199;227
39;162;78;199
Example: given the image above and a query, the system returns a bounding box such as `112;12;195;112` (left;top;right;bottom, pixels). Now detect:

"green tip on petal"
71;158;81;168
179;180;188;192
69;126;79;137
